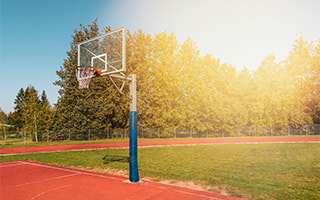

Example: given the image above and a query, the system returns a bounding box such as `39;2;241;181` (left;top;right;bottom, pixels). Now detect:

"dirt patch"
79;167;235;197
142;177;233;196
80;166;129;177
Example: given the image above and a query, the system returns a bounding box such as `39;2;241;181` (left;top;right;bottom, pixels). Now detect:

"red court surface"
1;137;319;155
0;160;243;200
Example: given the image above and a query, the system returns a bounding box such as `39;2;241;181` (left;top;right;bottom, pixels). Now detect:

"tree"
52;21;319;136
0;108;7;125
285;33;315;126
53;20;128;131
12;88;25;129
149;31;181;128
53;20;100;130
11;86;52;134
37;90;53;130
306;38;320;123
127;29;154;128
23;86;39;133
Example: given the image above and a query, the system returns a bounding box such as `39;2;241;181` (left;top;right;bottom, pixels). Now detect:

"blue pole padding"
129;111;139;182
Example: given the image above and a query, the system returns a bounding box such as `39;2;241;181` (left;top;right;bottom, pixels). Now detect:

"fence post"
35;131;38;143
88;129;91;141
107;129;109;139
254;126;256;137
142;128;144;139
68;129;71;142
271;126;273;136
305;125;308;136
47;130;49;142
24;130;26;144
158;128;160;139
190;128;192;138
238;127;240;137
4;127;6;144
174;128;176;139
288;125;290;136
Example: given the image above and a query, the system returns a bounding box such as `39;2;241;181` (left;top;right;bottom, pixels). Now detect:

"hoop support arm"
107;76;132;100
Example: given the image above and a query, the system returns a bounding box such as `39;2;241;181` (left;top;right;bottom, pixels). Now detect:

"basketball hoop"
75;66;101;89
75;27;140;183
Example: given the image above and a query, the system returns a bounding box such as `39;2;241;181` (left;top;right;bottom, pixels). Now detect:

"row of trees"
127;31;319;132
4;86;53;131
3;20;320;134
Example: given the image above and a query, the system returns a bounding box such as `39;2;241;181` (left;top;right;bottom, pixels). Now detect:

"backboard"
78;27;126;76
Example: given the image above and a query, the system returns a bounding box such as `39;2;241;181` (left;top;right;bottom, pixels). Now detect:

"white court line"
12;173;78;188
19;161;122;181
19;161;84;174
175;189;225;200
0;162;24;168
10;161;236;200
31;184;73;200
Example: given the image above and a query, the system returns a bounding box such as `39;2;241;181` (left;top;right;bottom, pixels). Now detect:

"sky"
0;0;319;114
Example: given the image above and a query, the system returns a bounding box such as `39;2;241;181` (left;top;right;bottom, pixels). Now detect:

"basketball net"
78;77;92;89
76;66;101;89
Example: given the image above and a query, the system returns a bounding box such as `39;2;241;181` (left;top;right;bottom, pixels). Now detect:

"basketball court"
0;160;242;200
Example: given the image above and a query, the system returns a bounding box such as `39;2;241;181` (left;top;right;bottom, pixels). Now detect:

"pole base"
123;180;144;185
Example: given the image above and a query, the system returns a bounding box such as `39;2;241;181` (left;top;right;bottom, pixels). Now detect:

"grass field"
1;143;319;199
0;138;130;148
1;135;319;148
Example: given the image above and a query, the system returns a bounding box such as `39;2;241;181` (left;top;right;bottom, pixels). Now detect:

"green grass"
1;135;319;148
0;137;32;144
1;143;319;199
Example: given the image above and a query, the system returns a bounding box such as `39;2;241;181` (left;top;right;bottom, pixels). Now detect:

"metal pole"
129;74;139;182
34;115;38;143
3;126;6;144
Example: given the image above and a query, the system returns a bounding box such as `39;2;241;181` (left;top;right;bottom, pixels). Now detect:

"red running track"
1;138;319;200
0;138;319;155
0;160;243;200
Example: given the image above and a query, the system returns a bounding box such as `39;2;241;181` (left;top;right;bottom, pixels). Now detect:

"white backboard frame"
78;27;126;76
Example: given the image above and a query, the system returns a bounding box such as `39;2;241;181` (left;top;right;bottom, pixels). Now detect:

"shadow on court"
103;155;129;164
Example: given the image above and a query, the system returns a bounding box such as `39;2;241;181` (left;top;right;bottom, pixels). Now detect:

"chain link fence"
1;124;319;144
